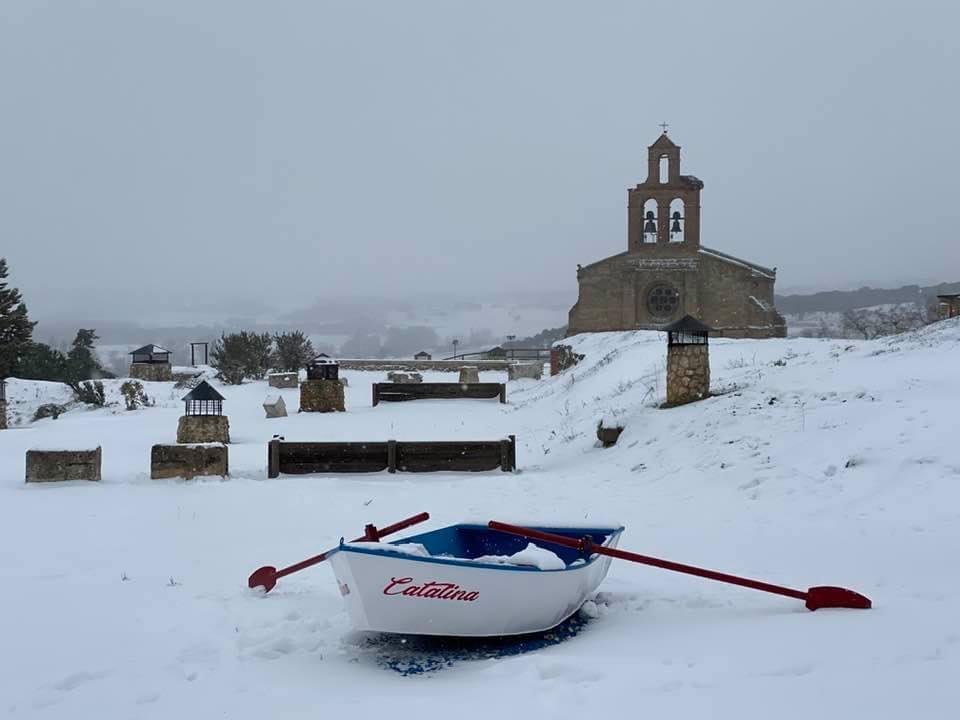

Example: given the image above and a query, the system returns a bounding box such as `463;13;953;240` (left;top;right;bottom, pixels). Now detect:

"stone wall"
666;344;710;406
0;400;6;430
151;444;228;479
507;362;544;381
25;447;102;482
268;372;299;389
129;363;173;382
177;415;231;443
300;379;345;412
387;371;423;383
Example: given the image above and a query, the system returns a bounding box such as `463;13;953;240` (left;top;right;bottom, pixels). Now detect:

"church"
568;132;786;338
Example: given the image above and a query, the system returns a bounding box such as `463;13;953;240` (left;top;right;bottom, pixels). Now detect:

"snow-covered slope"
2;321;959;718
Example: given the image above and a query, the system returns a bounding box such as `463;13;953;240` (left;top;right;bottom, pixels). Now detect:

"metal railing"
441;348;551;362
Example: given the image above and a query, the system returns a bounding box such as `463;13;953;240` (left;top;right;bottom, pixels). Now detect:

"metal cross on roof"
659;121;669;134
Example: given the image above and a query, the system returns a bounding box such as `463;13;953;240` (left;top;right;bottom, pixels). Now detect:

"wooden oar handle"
488;520;870;610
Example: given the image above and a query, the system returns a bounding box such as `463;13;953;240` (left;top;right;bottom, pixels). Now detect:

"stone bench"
268;372;299;389
507;362;543;381
151;444;228;480
26;447;102;482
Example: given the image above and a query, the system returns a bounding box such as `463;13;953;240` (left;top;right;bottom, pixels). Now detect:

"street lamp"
452;339;459;358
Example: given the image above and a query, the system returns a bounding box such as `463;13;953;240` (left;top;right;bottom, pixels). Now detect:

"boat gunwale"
336;523;625;573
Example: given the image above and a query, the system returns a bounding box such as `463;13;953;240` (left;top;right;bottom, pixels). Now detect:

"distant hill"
776;282;960;315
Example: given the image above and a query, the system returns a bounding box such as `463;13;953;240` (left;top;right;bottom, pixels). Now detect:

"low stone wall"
151;444;228;479
177;415;231;443
26;447;101;482
666;344;710;406
129;363;173;382
0;400;6;430
268;372;299;389
507;362;544;381
338;359;511;372
300;379;345;412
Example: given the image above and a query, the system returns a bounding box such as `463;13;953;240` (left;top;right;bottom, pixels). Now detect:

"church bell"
643;210;657;236
670;210;683;235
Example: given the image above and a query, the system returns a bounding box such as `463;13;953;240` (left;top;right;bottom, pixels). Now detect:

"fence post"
387;439;397;473
268;439;280;479
499;384;506;404
372;383;379;407
508;434;517;471
499;438;510;471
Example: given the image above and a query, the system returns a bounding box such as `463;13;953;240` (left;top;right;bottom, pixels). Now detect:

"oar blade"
806;586;872;611
248;565;278;593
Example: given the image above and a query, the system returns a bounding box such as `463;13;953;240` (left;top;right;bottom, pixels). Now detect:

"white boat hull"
328;533;620;637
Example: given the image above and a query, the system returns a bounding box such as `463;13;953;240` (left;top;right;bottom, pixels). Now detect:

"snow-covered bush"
73;380;105;407
120;380;151;410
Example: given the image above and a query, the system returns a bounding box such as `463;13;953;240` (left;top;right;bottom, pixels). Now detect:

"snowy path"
2;324;960;718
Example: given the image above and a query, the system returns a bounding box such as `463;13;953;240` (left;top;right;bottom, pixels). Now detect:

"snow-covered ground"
3;321;960;718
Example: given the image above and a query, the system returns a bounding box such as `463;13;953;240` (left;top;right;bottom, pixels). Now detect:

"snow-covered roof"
129;344;171;355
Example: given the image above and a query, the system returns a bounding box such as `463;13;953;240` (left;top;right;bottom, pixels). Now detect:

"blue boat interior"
376;523;622;567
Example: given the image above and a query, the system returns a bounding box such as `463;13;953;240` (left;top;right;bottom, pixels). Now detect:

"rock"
263;395;287;418
596;422;624;448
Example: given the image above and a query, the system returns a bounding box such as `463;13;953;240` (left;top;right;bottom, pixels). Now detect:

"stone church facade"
568;133;786;338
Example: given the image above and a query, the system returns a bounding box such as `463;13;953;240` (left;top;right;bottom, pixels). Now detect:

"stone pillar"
458;367;480;384
0;400;7;430
666;344;710;406
177;415;231;443
299;379;345;412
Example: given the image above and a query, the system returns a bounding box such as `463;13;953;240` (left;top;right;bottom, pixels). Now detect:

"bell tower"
627;131;703;252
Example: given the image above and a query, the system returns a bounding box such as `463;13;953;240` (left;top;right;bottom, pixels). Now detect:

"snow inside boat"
328;523;624;637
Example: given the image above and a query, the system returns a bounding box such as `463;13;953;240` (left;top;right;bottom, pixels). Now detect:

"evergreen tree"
273;330;315;372
0;258;36;378
66;329;111;383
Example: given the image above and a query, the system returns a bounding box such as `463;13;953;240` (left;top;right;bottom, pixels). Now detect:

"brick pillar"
666;344;710;406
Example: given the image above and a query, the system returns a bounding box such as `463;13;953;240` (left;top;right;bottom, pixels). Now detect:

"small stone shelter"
414;351;432;360
129;344;173;381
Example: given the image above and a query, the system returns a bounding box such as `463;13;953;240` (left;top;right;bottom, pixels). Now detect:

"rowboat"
327;522;624;637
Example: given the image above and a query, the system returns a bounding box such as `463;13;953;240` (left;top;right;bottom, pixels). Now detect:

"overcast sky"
2;0;958;322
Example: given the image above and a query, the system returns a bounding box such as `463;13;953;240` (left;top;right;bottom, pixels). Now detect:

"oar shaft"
274;512;430;581
488;521;807;602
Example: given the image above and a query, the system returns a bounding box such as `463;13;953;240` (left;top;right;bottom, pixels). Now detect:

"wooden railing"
372;382;506;406
267;436;517;477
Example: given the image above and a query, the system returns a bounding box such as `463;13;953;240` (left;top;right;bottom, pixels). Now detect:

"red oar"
488;521;871;611
249;512;430;593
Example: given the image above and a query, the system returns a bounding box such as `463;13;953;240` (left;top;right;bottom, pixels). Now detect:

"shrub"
33;403;67;421
73;380;106;407
210;331;274;384
120;380;150;410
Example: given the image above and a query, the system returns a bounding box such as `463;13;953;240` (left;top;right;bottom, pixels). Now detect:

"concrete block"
268;372;299;389
263;394;287;418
